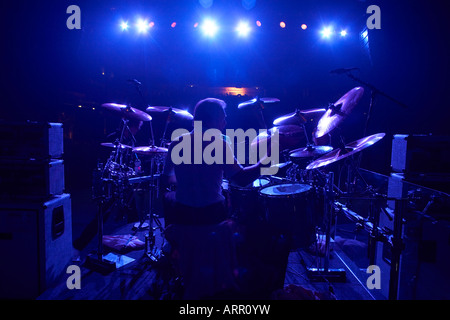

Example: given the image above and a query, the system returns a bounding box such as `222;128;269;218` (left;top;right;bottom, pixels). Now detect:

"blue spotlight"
236;21;251;37
201;19;219;37
120;20;129;31
320;26;334;39
340;29;348;37
136;18;150;34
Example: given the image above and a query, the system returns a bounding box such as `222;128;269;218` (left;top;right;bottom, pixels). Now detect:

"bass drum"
229;177;271;225
259;183;316;249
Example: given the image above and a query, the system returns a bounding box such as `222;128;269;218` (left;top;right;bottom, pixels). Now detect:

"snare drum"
259;183;316;249
229;177;271;224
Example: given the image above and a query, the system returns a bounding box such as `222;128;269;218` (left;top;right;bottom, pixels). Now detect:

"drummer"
161;97;265;226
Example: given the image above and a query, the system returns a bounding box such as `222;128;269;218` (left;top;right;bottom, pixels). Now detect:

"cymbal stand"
160;108;173;147
84;191;117;274
144;155;164;263
307;171;347;282
254;99;268;130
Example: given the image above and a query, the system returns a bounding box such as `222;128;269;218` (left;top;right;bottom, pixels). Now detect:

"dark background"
1;0;449;192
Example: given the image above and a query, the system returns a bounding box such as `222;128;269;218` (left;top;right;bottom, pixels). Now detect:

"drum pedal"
84;253;117;275
306;268;347;282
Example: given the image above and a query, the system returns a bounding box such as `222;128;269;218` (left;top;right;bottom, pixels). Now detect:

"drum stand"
307;172;347;282
143;155;164;263
85;194;117;274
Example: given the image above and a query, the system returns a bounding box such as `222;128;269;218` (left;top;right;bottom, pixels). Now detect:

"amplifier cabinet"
0;121;63;160
0;194;73;299
376;174;450;300
0;159;64;201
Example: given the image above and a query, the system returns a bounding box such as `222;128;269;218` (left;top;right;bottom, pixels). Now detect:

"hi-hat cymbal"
100;142;132;149
101;103;152;122
238;97;280;109
145;106;193;121
289;145;334;159
306;133;385;170
314;87;364;138
132;146;168;156
273;108;327;126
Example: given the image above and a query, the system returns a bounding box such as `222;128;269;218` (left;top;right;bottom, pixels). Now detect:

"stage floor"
37;188;383;301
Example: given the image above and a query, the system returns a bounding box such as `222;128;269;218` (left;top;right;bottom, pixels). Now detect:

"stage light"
120;20;129;31
201;19;219;37
320;26;333;39
171;22;176;28
340;29;347;37
280;21;286;28
136;18;150;33
301;24;307;30
256;20;261;27
236;21;251;37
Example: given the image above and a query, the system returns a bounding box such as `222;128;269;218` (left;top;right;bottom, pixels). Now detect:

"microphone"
330;67;359;74
127;79;142;85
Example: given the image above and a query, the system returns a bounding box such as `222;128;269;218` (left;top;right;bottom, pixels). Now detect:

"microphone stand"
342;70;408;138
129;79;156;146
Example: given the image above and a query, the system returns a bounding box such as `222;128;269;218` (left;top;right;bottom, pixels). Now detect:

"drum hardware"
333;198;408;300
85;194;117;274
306;172;347;282
133;145;168;262
145;105;194;147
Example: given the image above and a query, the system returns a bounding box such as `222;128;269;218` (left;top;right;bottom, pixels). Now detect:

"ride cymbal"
145;106;193;121
238;97;280;109
273;108;326;126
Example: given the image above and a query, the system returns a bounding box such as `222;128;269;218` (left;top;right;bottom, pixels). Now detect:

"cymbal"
306;133;385;170
145;106;193;121
250;125;305;151
289;145;334;159
101;103;152;122
238;97;280;109
132;146;168;156
314;87;364;138
273;108;326;126
100;142;132;149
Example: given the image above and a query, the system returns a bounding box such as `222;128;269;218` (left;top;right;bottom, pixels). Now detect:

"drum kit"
89;87;390;280
226;87;392;282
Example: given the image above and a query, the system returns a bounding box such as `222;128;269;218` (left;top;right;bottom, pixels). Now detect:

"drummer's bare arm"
228;161;263;187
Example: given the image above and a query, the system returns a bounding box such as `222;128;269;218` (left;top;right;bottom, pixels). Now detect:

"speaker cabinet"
0;194;73;299
0;121;63;160
0;159;65;202
390;134;450;193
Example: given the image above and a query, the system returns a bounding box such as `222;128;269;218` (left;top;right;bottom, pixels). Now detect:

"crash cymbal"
314;87;364;138
145;106;193;121
238;97;280;109
289;145;334;159
101;103;152;122
273;108;326;126
306;133;385;170
132;146;168;156
100;142;132;149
